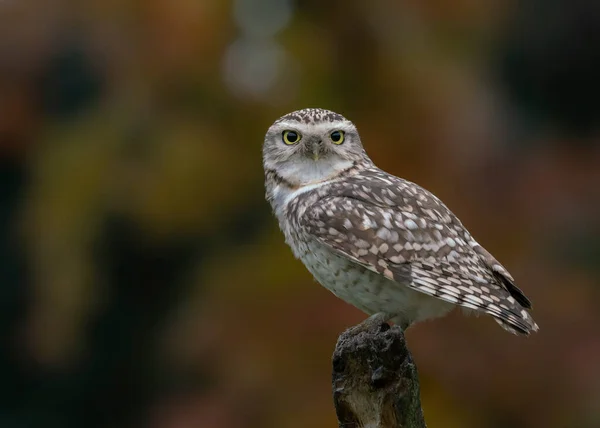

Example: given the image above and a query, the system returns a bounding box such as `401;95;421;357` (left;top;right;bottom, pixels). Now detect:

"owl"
263;108;538;335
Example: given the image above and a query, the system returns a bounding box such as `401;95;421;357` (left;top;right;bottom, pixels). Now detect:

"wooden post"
332;321;427;428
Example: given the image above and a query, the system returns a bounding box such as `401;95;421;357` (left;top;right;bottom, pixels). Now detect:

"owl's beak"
306;137;324;161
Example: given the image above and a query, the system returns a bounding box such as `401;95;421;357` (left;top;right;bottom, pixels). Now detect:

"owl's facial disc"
263;109;371;186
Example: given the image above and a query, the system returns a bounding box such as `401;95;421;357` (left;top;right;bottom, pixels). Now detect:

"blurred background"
0;0;599;427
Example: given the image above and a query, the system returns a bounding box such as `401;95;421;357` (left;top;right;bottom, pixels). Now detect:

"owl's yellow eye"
330;130;345;144
282;130;301;145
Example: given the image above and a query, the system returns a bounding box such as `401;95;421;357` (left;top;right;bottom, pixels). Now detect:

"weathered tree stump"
332;321;427;428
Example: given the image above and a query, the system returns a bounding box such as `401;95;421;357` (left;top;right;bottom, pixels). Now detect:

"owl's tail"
494;311;539;336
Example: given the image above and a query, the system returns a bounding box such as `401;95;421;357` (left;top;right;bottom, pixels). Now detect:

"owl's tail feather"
494;313;539;336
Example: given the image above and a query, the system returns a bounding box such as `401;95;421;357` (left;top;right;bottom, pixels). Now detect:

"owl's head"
263;108;370;186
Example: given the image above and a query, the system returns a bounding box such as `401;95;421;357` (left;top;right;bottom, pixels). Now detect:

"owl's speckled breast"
301;238;393;315
301;236;452;325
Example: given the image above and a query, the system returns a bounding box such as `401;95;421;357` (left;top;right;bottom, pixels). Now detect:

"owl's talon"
345;312;391;337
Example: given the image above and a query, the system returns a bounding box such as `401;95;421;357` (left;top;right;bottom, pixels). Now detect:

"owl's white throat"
269;157;353;217
275;156;353;188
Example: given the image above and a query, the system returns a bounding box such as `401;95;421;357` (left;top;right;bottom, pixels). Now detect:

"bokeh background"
1;0;599;427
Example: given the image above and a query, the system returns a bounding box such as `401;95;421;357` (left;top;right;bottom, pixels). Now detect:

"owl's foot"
345;312;391;336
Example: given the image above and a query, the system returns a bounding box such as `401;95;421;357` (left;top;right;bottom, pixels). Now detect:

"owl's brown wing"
323;169;534;306
299;191;537;334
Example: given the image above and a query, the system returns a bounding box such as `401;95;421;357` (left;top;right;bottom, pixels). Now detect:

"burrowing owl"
263;108;538;335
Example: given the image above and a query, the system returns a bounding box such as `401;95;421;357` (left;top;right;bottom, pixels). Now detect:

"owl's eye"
282;130;301;145
330;130;345;144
